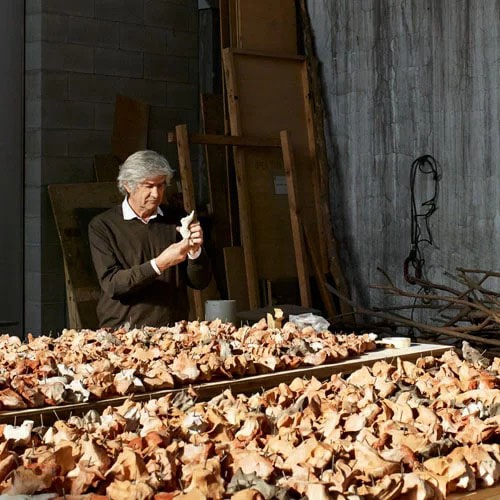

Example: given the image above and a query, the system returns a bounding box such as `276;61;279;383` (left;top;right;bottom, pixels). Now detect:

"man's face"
126;175;167;216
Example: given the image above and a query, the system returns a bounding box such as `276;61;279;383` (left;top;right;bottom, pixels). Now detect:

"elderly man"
89;150;211;329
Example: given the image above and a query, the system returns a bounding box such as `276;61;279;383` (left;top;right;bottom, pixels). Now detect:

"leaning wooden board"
48;182;123;330
223;49;327;307
0;343;450;424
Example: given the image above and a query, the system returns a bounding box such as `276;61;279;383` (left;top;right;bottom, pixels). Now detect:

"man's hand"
184;221;204;256
155;239;190;272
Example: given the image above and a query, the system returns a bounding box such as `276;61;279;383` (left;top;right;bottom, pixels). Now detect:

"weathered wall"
25;0;199;335
307;0;500;311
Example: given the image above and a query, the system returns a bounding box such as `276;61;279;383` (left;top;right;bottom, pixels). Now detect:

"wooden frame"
280;129;312;307
175;124;205;320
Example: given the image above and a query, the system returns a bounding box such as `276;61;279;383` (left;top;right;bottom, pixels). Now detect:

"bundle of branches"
327;268;500;348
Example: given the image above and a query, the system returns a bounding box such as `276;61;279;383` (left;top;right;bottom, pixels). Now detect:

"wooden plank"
223;246;249;311
93;153;121;182
175;124;204;320
0;343;450;424
229;48;305;61
222;49;324;285
48;182;123;329
300;63;329;272
234;0;298;55
111;94;149;162
280;129;312;307
219;0;230;49
222;53;260;309
228;0;238;48
201;94;233;297
167;130;281;148
303;225;339;320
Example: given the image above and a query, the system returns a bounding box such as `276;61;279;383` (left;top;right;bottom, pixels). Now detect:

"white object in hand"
179;210;195;239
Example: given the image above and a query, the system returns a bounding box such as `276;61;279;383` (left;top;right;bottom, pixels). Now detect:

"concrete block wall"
307;0;500;316
25;0;199;335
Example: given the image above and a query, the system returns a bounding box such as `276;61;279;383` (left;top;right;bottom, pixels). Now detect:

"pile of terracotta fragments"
0;319;376;409
0;321;498;498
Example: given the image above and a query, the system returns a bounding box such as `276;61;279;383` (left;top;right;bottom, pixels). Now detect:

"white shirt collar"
122;197;163;224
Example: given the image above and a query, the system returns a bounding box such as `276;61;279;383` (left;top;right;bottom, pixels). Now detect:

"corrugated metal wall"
307;0;500;311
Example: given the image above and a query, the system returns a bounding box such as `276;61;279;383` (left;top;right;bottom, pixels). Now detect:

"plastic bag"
289;313;330;332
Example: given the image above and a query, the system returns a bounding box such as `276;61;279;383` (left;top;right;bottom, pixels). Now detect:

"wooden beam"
222;50;260;309
228;47;305;62
280;129;312;307
175;124;204;320
167;131;281;148
200;93;234;298
303;225;339;320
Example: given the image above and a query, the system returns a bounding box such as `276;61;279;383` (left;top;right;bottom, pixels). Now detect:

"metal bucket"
205;300;237;323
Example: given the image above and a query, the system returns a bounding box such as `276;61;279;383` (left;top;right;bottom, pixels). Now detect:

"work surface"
0;342;450;425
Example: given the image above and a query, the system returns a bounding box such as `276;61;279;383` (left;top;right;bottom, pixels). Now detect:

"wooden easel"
171;126;318;314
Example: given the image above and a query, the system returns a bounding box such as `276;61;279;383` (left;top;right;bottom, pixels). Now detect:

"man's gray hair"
117;150;174;195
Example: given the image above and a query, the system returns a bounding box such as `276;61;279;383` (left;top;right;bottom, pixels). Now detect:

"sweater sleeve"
89;216;158;299
185;248;212;290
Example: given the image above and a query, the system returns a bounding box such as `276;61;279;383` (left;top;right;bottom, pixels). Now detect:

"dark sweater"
88;205;211;328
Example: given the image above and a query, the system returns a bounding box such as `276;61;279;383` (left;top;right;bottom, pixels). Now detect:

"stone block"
68;17;119;48
41;300;66;336
43;0;94;17
26;14;42;42
166;82;197;108
188;57;198;82
25;216;42;246
25;244;42;273
95;0;144;24
166;30;198;57
42;272;66;304
24;301;42;336
118;77;167;106
25;41;42;70
67;130;110;156
119;24;167;54
25;129;42;156
42;42;94;73
69;73;117;102
25;157;43;187
42;71;69;100
144;1;191;31
42;156;94;184
42;130;69;156
41;243;64;274
42;100;94;130
94;103;115;131
144;54;190;82
43;13;69;42
25;70;42;99
26;0;42;14
25;99;42;128
25;186;41;218
25;271;42;302
95;47;143;77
